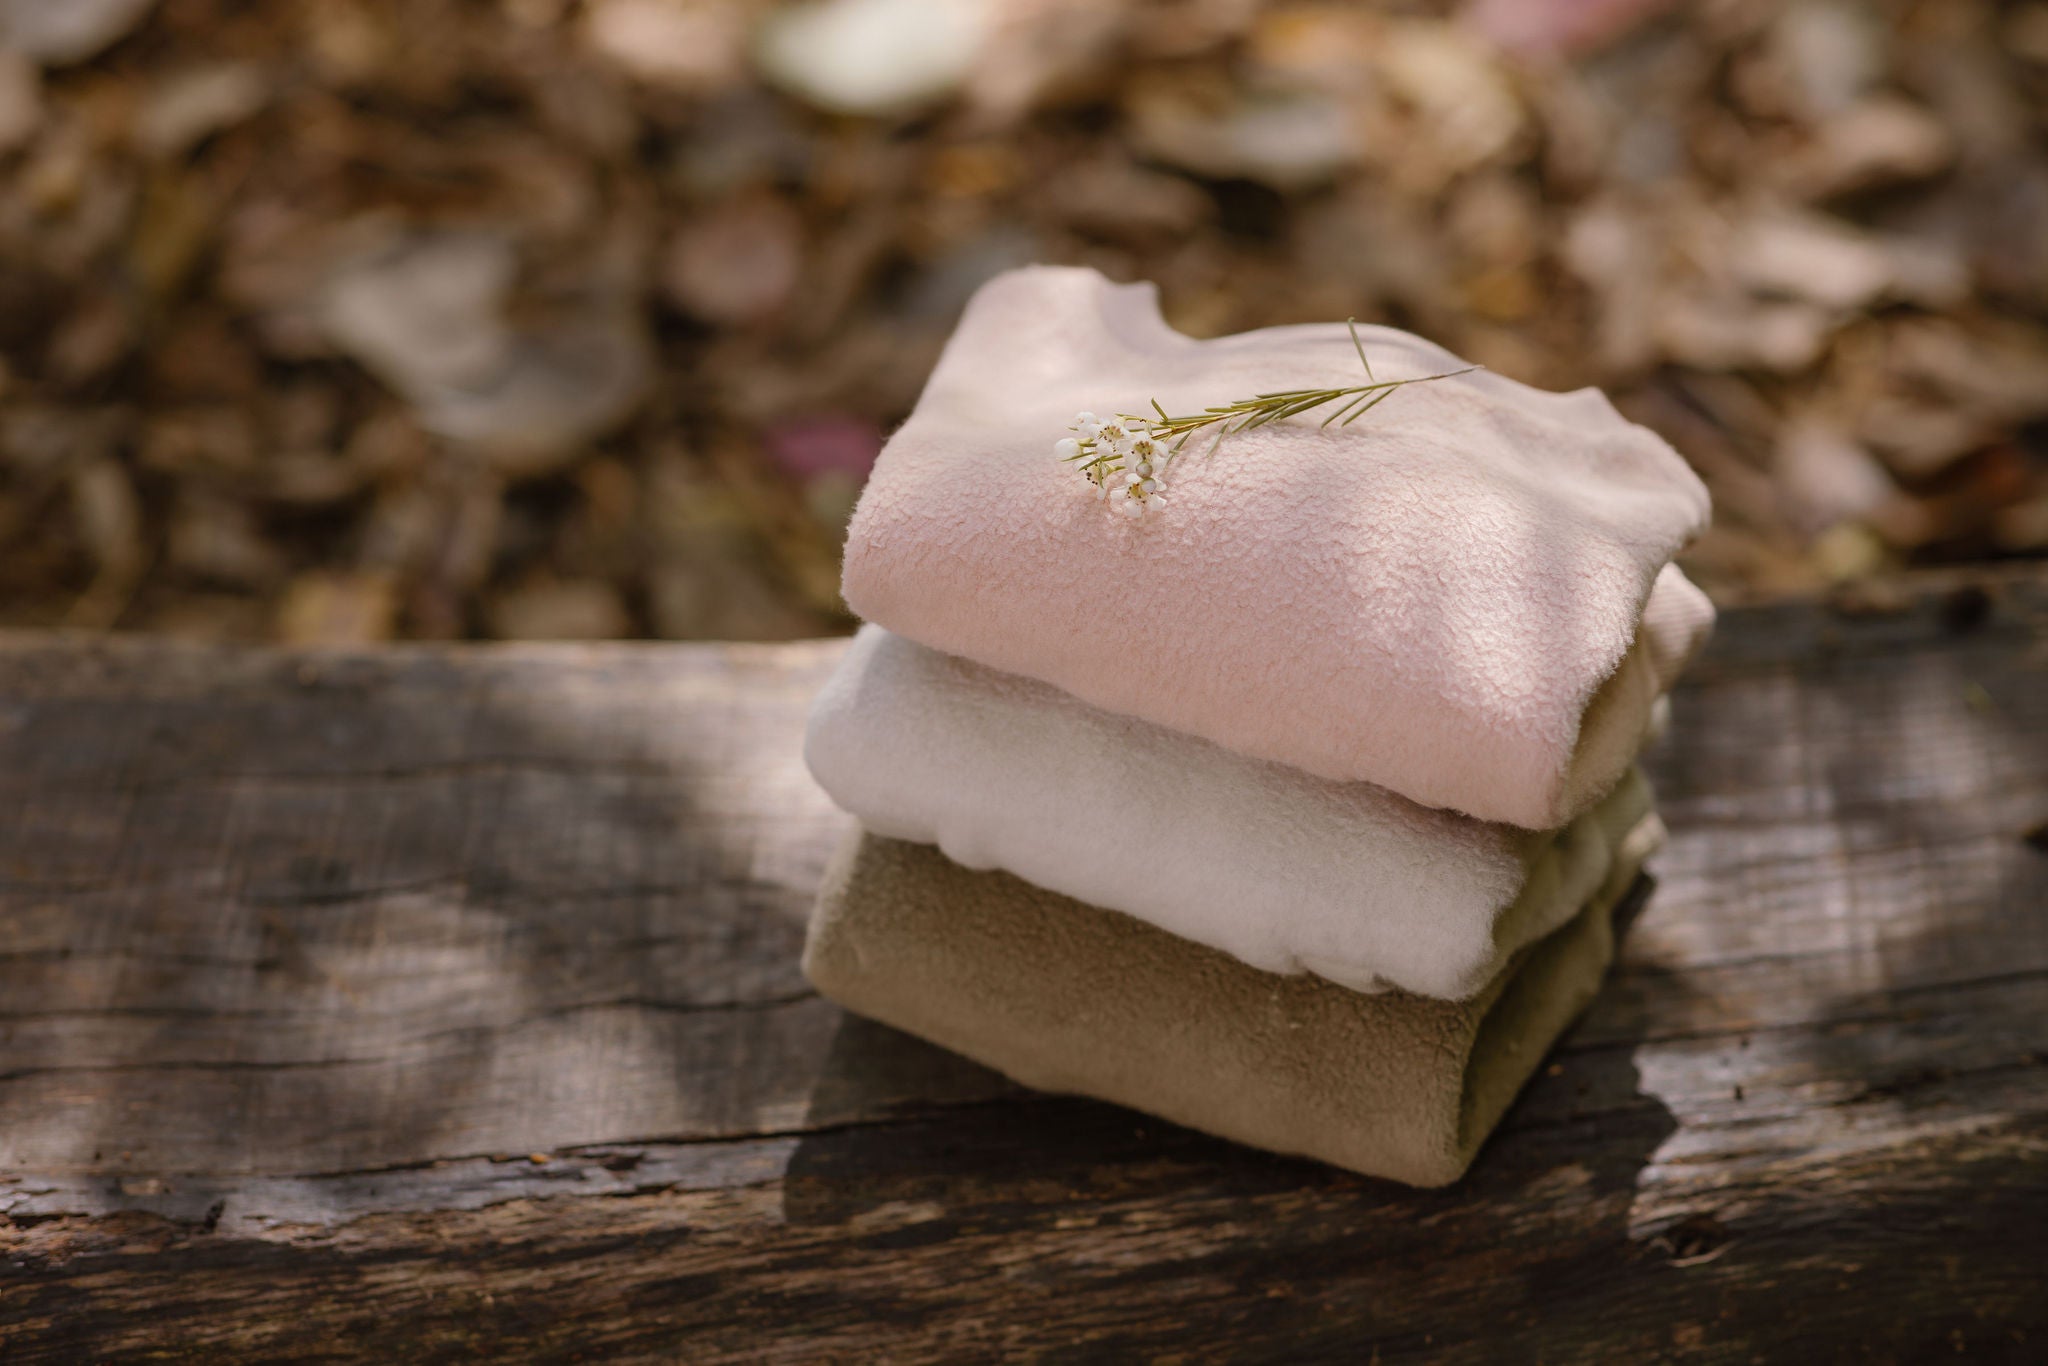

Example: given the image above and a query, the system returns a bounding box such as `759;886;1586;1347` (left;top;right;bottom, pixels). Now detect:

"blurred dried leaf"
756;0;993;116
167;494;285;588
1562;196;1662;374
0;48;41;152
1810;521;1889;582
1889;321;2048;425
1043;157;1212;245
66;456;145;628
302;2;393;88
648;546;821;641
0;0;2042;637
148;311;263;399
1375;21;1524;190
322;233;518;396
46;290;134;386
582;0;747;93
1769;0;1883;118
130;170;216;301
275;571;397;645
661;194;803;326
1728;207;1896;310
965;0;1125;124
487;577;631;640
264;452;369;506
342;406;434;480
1856;398;1995;482
69;458;141;577
1462;0;1681;60
1656;295;1834;374
321;232;651;473
0;0;156;66
136;62;268;158
1993;496;2048;552
2010;5;2048;66
1126;77;1359;191
1776;418;1895;533
139;408;258;477
1782;98;1953;200
2;405;126;478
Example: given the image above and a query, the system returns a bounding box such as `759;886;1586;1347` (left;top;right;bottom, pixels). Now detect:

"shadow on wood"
2;570;2045;1362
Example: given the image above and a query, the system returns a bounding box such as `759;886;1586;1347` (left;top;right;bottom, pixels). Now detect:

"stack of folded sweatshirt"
800;266;1714;1187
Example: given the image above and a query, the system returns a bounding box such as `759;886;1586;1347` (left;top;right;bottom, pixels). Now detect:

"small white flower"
1060;409;1170;517
1059;326;1475;526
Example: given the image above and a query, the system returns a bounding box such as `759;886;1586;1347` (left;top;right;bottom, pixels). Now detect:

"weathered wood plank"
3;1105;2043;1363
0;640;895;1176
1;571;2046;1362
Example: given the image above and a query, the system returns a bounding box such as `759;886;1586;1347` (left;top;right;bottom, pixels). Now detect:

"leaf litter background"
1;0;2044;644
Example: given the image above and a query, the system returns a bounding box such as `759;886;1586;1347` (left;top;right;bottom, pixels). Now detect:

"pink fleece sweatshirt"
841;266;1711;827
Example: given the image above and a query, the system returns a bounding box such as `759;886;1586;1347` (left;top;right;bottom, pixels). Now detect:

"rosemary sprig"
1056;322;1479;511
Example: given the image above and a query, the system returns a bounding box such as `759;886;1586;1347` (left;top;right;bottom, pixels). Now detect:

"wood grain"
2;572;2045;1363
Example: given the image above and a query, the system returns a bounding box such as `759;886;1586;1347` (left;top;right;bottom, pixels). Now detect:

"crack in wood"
1;576;2044;1359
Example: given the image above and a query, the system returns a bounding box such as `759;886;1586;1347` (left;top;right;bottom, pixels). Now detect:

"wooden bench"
3;569;2044;1362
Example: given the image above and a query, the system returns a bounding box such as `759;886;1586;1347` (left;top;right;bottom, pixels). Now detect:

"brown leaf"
135;62;268;158
167;494;286;588
0;0;157;65
486;577;631;640
582;0;748;94
69;458;142;578
1782;98;1954;200
275;572;398;646
661;194;804;326
0;49;41;153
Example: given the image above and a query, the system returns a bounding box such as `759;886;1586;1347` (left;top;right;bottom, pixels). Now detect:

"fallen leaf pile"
1;0;2044;642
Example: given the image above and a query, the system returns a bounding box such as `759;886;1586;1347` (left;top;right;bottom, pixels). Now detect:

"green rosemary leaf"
1348;319;1374;382
1058;338;1481;501
1340;387;1396;426
1320;390;1372;427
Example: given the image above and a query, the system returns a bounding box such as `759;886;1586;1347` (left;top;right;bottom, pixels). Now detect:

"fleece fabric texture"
810;616;1695;997
802;824;1660;1188
840;265;1713;827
